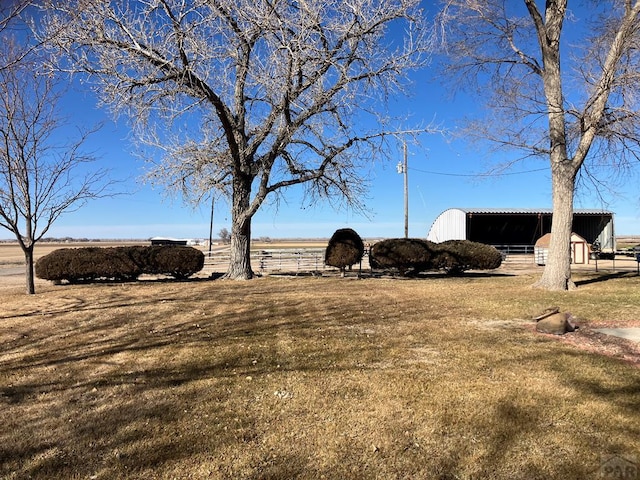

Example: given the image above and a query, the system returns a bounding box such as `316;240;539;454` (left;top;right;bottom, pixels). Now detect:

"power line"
408;167;548;177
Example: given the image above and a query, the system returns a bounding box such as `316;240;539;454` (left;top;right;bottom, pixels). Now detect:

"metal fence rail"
204;248;352;274
493;244;535;255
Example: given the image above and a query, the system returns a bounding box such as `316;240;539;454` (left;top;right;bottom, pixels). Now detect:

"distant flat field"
0;242;148;266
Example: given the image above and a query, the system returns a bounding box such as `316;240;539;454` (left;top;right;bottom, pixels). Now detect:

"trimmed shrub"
36;246;204;283
138;246;205;279
369;238;436;275
325;228;365;273
35;247;139;283
431;240;503;274
368;238;502;275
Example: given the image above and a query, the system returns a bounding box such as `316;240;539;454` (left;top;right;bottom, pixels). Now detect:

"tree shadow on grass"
2;281;639;479
428;334;640;479
292;269;519;280
574;271;638;286
0;303;377;479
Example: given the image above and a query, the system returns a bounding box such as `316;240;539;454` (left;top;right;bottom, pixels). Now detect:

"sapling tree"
0;40;112;294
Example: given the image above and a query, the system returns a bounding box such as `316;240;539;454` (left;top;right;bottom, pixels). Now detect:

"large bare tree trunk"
225;174;254;280
226;218;253;280
532;1;577;291
535;162;577;290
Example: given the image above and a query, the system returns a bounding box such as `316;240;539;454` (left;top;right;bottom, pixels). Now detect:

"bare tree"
0;0;31;33
0;40;113;294
436;0;640;290
218;228;230;244
40;0;433;279
0;1;34;71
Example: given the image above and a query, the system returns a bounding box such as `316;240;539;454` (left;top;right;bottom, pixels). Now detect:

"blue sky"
37;81;638;241
27;79;640;241
3;3;639;241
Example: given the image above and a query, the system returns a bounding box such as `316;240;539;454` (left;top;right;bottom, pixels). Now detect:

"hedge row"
370;238;502;275
35;246;204;283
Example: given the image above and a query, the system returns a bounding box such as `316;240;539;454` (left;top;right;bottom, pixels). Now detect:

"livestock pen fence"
203;247;371;275
202;244;537;275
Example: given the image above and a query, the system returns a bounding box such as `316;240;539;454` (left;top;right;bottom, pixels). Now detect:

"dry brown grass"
1;271;640;479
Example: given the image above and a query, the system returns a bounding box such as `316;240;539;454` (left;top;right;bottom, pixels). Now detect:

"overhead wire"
408;167;548;177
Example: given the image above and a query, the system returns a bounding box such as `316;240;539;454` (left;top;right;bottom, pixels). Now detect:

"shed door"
572;241;586;264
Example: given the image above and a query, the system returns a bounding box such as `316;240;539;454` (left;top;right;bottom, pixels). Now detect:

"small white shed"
534;233;590;266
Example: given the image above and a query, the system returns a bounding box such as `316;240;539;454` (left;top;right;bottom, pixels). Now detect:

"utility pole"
397;141;409;238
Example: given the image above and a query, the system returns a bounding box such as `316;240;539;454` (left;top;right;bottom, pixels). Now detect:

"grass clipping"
1;272;640;479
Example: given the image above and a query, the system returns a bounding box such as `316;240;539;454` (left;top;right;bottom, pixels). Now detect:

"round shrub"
432;240;503;274
325;228;365;273
369;238;436;275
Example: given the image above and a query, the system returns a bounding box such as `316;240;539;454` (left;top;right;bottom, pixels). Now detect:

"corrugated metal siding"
427;208;467;242
459;208;613;215
595;215;616;251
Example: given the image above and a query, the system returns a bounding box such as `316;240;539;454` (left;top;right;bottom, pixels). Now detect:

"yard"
1;270;639;479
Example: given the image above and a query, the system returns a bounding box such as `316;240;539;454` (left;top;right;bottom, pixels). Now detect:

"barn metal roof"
457;208;613;215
